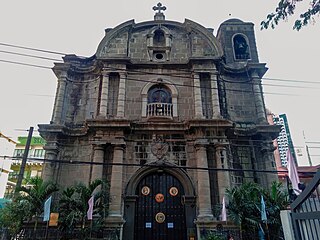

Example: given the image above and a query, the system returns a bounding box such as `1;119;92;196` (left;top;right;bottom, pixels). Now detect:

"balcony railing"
146;102;173;118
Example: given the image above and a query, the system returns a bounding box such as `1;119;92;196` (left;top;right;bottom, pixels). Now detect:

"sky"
0;0;319;166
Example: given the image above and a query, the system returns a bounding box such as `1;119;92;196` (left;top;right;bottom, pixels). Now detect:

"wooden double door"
134;172;187;240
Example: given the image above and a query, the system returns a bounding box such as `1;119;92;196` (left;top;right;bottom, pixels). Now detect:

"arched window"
233;34;250;60
146;84;173;118
148;85;172;103
153;29;166;47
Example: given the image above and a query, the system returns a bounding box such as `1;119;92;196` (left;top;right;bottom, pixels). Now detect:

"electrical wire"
1;42;320;85
0;42;68;56
0;58;299;96
0;50;63;62
0;59;51;69
2;155;314;175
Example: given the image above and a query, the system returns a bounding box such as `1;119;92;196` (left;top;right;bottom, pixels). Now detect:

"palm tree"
226;181;289;240
0;200;30;237
17;176;59;231
226;182;262;239
263;182;289;239
58;179;108;237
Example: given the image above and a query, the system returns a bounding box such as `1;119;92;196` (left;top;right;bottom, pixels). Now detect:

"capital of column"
250;70;260;79
44;143;59;153
57;71;68;81
93;144;105;151
119;72;127;78
194;139;209;151
192;72;200;78
214;143;228;151
101;70;110;77
113;144;126;151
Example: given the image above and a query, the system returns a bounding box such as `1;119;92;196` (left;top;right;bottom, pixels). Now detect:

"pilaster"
251;71;266;123
99;70;110;117
52;71;67;124
215;143;230;202
194;139;213;221
193;73;203;118
210;71;221;118
108;143;125;221
91;144;105;182
116;72;126;118
43;145;59;182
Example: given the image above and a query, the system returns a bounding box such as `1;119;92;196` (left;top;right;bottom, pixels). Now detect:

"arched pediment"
183;19;223;57
96;20;135;58
96;18;223;61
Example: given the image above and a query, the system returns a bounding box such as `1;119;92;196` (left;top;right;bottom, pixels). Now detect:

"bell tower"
217;19;260;65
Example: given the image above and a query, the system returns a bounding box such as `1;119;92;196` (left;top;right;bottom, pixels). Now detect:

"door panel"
134;172;187;240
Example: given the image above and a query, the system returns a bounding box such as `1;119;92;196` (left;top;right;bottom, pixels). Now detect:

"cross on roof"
153;2;166;14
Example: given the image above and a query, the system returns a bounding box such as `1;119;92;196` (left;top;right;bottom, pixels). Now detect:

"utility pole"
15;127;33;197
303;131;313;167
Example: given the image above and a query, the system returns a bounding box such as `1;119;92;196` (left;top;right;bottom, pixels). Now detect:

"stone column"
193;73;203;118
215;144;230;202
42;147;58;182
141;95;147;117
195;140;213;220
99;70;109;117
172;97;178;117
116;72;126;118
251;71;266;123
210;71;221;118
108;144;125;220
91;145;104;182
52;71;67;124
260;141;278;187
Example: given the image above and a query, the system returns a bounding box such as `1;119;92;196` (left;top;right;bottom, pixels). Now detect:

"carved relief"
151;135;169;160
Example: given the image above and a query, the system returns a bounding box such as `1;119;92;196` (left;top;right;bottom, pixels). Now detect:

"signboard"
17;136;46;146
167;222;174;228
146;222;152;228
49;213;59;226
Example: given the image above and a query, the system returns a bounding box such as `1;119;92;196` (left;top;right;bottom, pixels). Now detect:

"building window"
153;29;165;47
147;26;172;61
34;149;45;158
200;73;213;119
13;149;24;157
233;34;250;60
146;84;173;118
107;73;119;118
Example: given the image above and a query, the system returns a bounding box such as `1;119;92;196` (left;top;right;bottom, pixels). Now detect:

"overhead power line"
3;155;316;175
0;42;67;56
0;50;63;62
0;58;298;96
0;59;51;69
1;41;320;85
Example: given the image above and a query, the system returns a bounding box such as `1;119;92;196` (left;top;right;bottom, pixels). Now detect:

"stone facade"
39;7;279;240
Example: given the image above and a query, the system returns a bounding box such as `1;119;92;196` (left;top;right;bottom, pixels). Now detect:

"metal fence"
4;226;120;240
291;169;320;240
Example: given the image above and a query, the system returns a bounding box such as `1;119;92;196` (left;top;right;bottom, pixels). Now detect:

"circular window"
155;53;164;60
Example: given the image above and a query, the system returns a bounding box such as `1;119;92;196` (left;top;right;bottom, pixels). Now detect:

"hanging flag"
261;195;267;222
287;149;301;195
87;195;94;220
221;196;227;221
43;196;52;222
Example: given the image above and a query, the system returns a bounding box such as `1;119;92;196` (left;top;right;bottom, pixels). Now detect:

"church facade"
39;4;279;239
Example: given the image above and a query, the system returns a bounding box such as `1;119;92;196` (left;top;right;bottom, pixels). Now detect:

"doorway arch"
123;164;196;240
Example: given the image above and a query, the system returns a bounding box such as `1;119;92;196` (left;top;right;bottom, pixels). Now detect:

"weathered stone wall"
56;138;92;186
62;73;100;125
223;75;257;122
